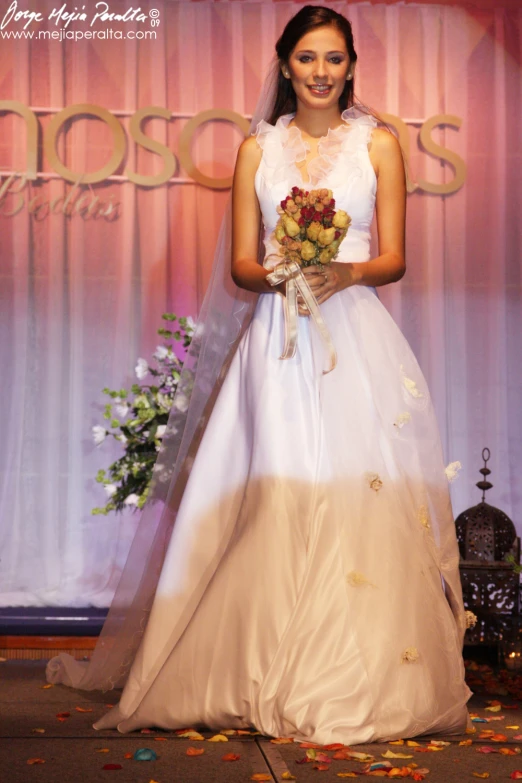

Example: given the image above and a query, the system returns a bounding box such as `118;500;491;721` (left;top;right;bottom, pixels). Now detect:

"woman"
47;5;472;745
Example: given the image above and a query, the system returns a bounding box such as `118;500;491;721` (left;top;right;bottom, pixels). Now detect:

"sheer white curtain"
0;0;520;607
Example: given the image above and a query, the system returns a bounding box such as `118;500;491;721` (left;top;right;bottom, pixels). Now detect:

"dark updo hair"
267;5;358;126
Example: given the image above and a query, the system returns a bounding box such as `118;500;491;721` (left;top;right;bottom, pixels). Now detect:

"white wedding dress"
47;107;472;745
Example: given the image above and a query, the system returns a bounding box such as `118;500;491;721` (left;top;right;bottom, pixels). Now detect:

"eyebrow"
295;50;346;55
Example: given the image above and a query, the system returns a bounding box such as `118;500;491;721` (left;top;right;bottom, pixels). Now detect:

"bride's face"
283;26;353;110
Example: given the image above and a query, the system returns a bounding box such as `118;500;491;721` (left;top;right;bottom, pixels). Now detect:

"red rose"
334;231;341;239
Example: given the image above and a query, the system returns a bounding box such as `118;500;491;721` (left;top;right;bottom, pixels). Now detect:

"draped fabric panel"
0;0;520;606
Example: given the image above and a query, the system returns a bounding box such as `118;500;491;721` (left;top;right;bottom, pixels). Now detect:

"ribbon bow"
265;259;337;374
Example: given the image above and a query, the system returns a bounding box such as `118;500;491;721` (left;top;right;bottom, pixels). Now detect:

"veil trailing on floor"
46;56;282;691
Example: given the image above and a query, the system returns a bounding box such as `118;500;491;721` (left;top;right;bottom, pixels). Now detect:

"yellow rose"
332;210;351;229
300;240;316;262
275;222;286;243
317;226;336;246
319;247;335;264
282;215;300;238
306;221;322;241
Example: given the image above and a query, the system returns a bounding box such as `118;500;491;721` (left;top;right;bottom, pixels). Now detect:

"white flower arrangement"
91;313;195;516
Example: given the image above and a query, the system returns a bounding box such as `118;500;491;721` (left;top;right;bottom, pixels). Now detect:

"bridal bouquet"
274;186;351;267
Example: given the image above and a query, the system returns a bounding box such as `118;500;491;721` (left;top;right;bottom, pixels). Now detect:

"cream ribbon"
265;260;337;374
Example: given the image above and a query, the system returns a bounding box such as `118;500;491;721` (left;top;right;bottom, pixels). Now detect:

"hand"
297;263;357;315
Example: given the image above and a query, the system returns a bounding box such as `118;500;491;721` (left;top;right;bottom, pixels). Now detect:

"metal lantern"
456;448;520;647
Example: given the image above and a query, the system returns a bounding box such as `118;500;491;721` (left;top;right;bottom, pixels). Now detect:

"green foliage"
91;313;195;515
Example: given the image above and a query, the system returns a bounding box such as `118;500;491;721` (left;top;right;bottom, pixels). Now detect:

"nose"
313;59;329;80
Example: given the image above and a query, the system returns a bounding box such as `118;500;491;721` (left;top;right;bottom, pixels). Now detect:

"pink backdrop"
0;0;520;606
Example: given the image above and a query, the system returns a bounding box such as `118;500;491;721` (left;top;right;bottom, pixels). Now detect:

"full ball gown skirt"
47;107;472;744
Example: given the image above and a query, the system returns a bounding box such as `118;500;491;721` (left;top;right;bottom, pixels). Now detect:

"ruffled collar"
273;105;375;187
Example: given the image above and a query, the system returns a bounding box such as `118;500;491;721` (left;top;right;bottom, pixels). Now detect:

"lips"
308;84;332;95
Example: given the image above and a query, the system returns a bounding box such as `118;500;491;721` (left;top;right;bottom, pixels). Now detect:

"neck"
288;103;344;139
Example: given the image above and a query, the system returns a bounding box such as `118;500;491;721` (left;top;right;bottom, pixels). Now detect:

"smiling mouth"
308;84;332;93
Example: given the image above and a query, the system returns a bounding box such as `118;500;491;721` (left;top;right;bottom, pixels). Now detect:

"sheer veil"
46;56;282;691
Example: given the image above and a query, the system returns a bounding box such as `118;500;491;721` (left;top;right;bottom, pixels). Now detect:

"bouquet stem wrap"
265;260;337;375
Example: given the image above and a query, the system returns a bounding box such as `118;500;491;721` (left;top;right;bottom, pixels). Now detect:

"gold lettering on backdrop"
0;173;27;216
0;173;120;220
417;115;467;195
0;104;467;204
0;101;38;180
127;106;177;186
44;103;126;184
178;108;251;190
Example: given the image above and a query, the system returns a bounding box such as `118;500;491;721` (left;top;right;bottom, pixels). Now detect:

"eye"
297;56;344;64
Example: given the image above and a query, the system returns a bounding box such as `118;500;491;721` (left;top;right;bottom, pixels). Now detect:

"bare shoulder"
236;134;263;169
368;126;403;177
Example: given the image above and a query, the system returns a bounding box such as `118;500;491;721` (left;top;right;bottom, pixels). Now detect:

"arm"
231;136;283;294
353;126;406;286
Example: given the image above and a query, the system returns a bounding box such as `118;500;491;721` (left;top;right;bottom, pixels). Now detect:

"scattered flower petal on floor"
313;764;331;770
124;753;133;759
31;728;45;733
345;752;374;761
389;740;404;745
27;758;45;764
459;740;473;746
186;747;205;756
333;751;352;760
499;748;522;755
506;725;520;729
406;741;420;747
133;748;158;761
382;751;413;759
220;729;237;735
95;748;110;753
140;728;155;734
222;753;240;761
208;734;229;742
324;743;346;750
102;763;123;770
56;711;70;718
75;706;93;712
510;773;522;780
41;683;53;689
472;774;490;779
251;775;271;781
176;730;205;739
314;752;332;763
282;773;297;780
300;742;324;749
337;774;358;779
153;737;167;741
271;738;294;744
429;741;450;747
485;704;502;712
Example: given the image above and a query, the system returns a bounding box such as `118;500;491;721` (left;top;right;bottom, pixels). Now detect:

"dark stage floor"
3;659;522;782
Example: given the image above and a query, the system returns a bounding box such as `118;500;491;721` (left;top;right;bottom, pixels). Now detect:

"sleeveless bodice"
253;106;378;265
